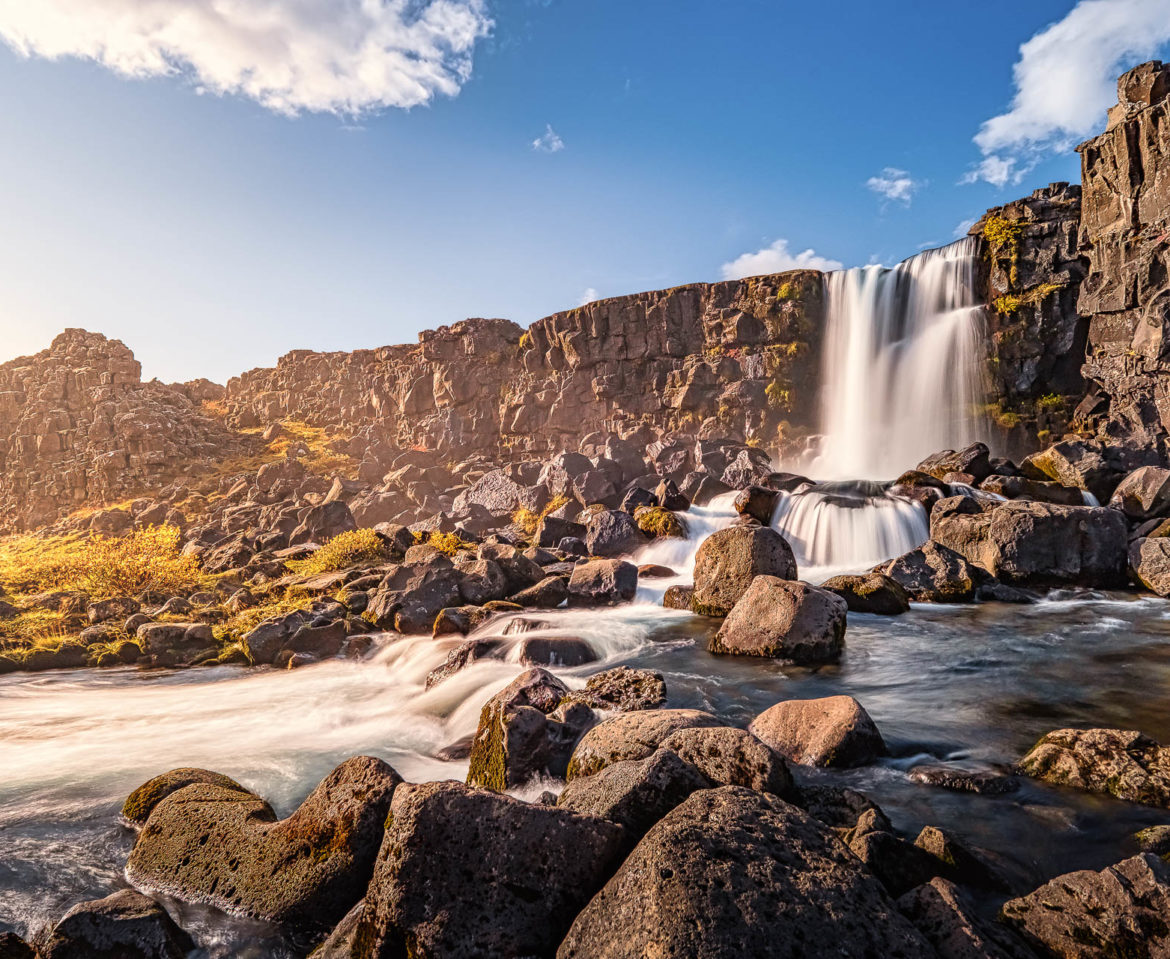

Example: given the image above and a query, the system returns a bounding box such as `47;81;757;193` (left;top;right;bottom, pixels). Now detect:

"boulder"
535;515;587;549
848;829;940;898
424;637;502;689
466;668;593;790
567;559;638;606
930;499;1128;587
366;563;465;631
1017;727;1170;807
558;666;666;712
898;878;1035;959
633;506;686;539
662;584;694;609
515;635;597;667
661;726;793;795
354;781;626;959
917;443;993;483
1130;536;1170;595
87;596;141;625
822;572;910;615
749;696;886;768
583;509;647;557
0;932;34;959
1110;465;1170;519
734;485;780;524
125;756;401;934
567;708;722;780
41;889;194;959
710;576;846;665
878;541;985;603
1001;854;1170;957
691;525;797;615
290;501;357;546
556;787;933;959
510;575;569;608
557;747;710;840
122;767;253;825
1020;439;1121;502
242;608;315;663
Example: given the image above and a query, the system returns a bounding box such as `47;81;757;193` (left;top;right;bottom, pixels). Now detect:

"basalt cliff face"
2;63;1169;533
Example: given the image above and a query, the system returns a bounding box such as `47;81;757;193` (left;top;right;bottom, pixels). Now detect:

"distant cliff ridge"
1;61;1168;532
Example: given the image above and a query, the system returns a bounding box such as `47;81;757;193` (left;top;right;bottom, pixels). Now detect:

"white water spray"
814;236;988;480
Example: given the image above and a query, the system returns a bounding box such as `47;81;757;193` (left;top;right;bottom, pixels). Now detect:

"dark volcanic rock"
691;524;797;615
1001;854;1170;958
567;558;638;606
710;575;846;664
822;572;910;615
661;725;793;796
122;767;253;826
556;786;932;959
898;878;1035;959
1111;465;1170;519
354;781;626;959
878;541;986;603
41;889;194;959
125;756;401;934
566;708;722;780
558;666;666;712
749;695;887;769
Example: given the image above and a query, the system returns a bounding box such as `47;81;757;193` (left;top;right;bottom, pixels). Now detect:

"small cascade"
770;482;928;583
814;236;988;480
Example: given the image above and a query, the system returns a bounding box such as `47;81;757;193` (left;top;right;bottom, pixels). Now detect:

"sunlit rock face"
1078;61;1170;457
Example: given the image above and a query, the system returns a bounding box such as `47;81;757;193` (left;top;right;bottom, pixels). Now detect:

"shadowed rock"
41;889;194;959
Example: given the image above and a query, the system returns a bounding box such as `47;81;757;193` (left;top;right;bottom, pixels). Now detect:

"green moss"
466;705;507;792
635;507;686;539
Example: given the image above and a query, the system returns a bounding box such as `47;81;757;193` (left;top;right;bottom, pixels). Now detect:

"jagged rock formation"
1078;60;1170;456
971;183;1089;445
224;273;825;461
0;330;245;531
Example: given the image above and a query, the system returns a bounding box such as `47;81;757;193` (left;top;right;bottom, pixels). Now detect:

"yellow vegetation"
212;592;315;650
513;493;572;536
286;529;387;577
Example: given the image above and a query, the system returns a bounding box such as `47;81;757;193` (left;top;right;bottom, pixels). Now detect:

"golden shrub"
286;528;386;577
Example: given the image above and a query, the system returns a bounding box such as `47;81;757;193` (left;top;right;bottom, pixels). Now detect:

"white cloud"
0;0;492;115
968;0;1170;185
952;217;978;239
532;124;564;153
866;167;923;205
720;239;843;280
579;287;599;306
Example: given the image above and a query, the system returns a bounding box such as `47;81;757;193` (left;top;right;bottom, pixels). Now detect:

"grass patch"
513;493;572;536
286;529;387;577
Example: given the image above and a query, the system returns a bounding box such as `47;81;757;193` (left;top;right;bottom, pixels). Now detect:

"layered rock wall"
1077;61;1170;457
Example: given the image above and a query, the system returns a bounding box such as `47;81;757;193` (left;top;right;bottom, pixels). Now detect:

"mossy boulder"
125;756;401;936
691;525;797;615
1017;727;1170;807
634;506;686;539
122;767;255;826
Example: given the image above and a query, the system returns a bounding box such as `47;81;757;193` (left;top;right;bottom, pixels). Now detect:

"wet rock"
691;524;797;615
898;878;1036;959
1020;440;1121;503
355;781;626;959
558;665;666;712
41;889;194;959
431;605;490;637
661;725;793;795
734;484;780;524
749;695;887;768
557;786;933;959
466;668;593;790
510;574;569;608
878;541;986;603
122;767;254;826
909;763;1019;796
1017;727;1170;807
125;756;401;934
797;784;892;836
710;575;846;664
557;747;710;840
0;932;34;959
567;708;722;780
1001;854;1170;957
822;572;910;615
242;608;315;664
567;558;638;606
424;637;503;688
583;509;647;557
515;635;597;667
662;584;694;609
1136;824;1170;856
310;899;365;958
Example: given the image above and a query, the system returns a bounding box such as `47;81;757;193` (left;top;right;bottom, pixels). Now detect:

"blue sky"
1;0;1168;383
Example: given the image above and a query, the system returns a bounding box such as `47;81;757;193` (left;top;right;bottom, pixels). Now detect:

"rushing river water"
4;493;1170;954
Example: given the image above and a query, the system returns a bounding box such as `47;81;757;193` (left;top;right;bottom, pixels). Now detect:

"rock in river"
749;695;887;768
709;575;846;665
1017;727;1170;807
691;525;797;615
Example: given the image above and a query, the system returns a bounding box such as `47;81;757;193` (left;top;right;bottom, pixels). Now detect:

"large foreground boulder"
1001;854;1170;957
556;787;932;958
353;781;626;959
125;756;401;934
1017;727;1170;807
930;499;1128;587
709;575;846;664
691;525;797;615
41;890;193;959
749;696;887;768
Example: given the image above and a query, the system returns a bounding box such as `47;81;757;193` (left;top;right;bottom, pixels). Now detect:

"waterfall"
814;236;988;480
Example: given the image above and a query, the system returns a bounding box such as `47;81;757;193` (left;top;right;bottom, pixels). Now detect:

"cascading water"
815;236;988;480
770;237;989;574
